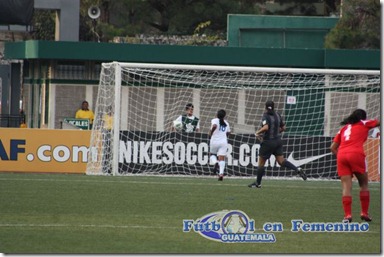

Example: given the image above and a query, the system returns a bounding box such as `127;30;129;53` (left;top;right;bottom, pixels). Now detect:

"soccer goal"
86;62;380;181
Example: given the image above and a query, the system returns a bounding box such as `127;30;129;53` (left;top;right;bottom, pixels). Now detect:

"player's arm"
254;124;267;142
209;124;217;137
365;119;381;128
256;116;269;137
255;124;268;137
330;142;339;155
195;120;200;133
330;131;341;155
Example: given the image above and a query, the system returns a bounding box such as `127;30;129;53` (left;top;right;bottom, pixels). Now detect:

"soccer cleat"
248;182;261;188
360;213;372;222
297;168;307;181
218;175;223;181
343;215;352;223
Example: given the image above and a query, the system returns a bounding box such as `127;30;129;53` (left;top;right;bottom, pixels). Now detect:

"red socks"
360;191;370;215
342;196;352;218
342;191;370;218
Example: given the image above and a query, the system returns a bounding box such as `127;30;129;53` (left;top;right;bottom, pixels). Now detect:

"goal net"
86;62;380;181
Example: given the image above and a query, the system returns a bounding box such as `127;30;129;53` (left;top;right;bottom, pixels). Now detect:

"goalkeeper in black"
248;100;307;188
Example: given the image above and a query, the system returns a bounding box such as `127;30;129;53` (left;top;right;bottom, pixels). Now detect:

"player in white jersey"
209;109;231;181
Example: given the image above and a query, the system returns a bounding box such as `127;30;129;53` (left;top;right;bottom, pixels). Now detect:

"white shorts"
210;142;228;156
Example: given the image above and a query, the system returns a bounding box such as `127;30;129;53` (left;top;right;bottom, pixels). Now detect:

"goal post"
86;62;380;181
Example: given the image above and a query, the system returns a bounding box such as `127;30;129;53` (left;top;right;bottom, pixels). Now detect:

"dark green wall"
227;15;339;48
4;40;379;70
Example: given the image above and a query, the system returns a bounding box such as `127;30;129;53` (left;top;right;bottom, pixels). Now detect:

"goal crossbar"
107;61;380;75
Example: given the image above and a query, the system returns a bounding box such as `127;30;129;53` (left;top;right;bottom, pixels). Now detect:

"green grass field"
0;172;381;254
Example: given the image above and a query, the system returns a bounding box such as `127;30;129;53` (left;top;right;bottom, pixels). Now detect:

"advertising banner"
0;128;90;173
118;131;338;179
63;118;90;130
0;129;379;182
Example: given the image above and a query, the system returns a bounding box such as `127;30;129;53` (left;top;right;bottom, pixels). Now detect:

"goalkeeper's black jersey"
261;111;284;140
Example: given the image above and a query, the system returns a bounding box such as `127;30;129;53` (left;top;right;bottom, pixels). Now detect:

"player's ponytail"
217;109;227;127
265;100;275;115
340;109;367;125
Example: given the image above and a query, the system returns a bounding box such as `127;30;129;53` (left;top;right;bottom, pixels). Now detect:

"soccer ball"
173;120;183;131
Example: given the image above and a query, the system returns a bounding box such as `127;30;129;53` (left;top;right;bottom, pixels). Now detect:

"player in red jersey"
330;109;380;222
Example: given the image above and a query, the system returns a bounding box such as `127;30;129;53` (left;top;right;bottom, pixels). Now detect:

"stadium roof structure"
4;40;380;70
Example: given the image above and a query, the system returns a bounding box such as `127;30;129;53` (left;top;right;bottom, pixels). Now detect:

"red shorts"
337;152;367;177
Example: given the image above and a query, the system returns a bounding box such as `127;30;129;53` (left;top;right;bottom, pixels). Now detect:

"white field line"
0;177;380;191
0;223;178;230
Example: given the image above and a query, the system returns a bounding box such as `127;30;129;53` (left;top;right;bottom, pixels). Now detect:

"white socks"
210;155;225;176
219;161;225;175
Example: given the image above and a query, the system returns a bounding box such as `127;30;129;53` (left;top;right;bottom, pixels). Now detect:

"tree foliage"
101;0;262;38
31;10;55;40
94;0;341;41
324;0;380;49
30;0;380;49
